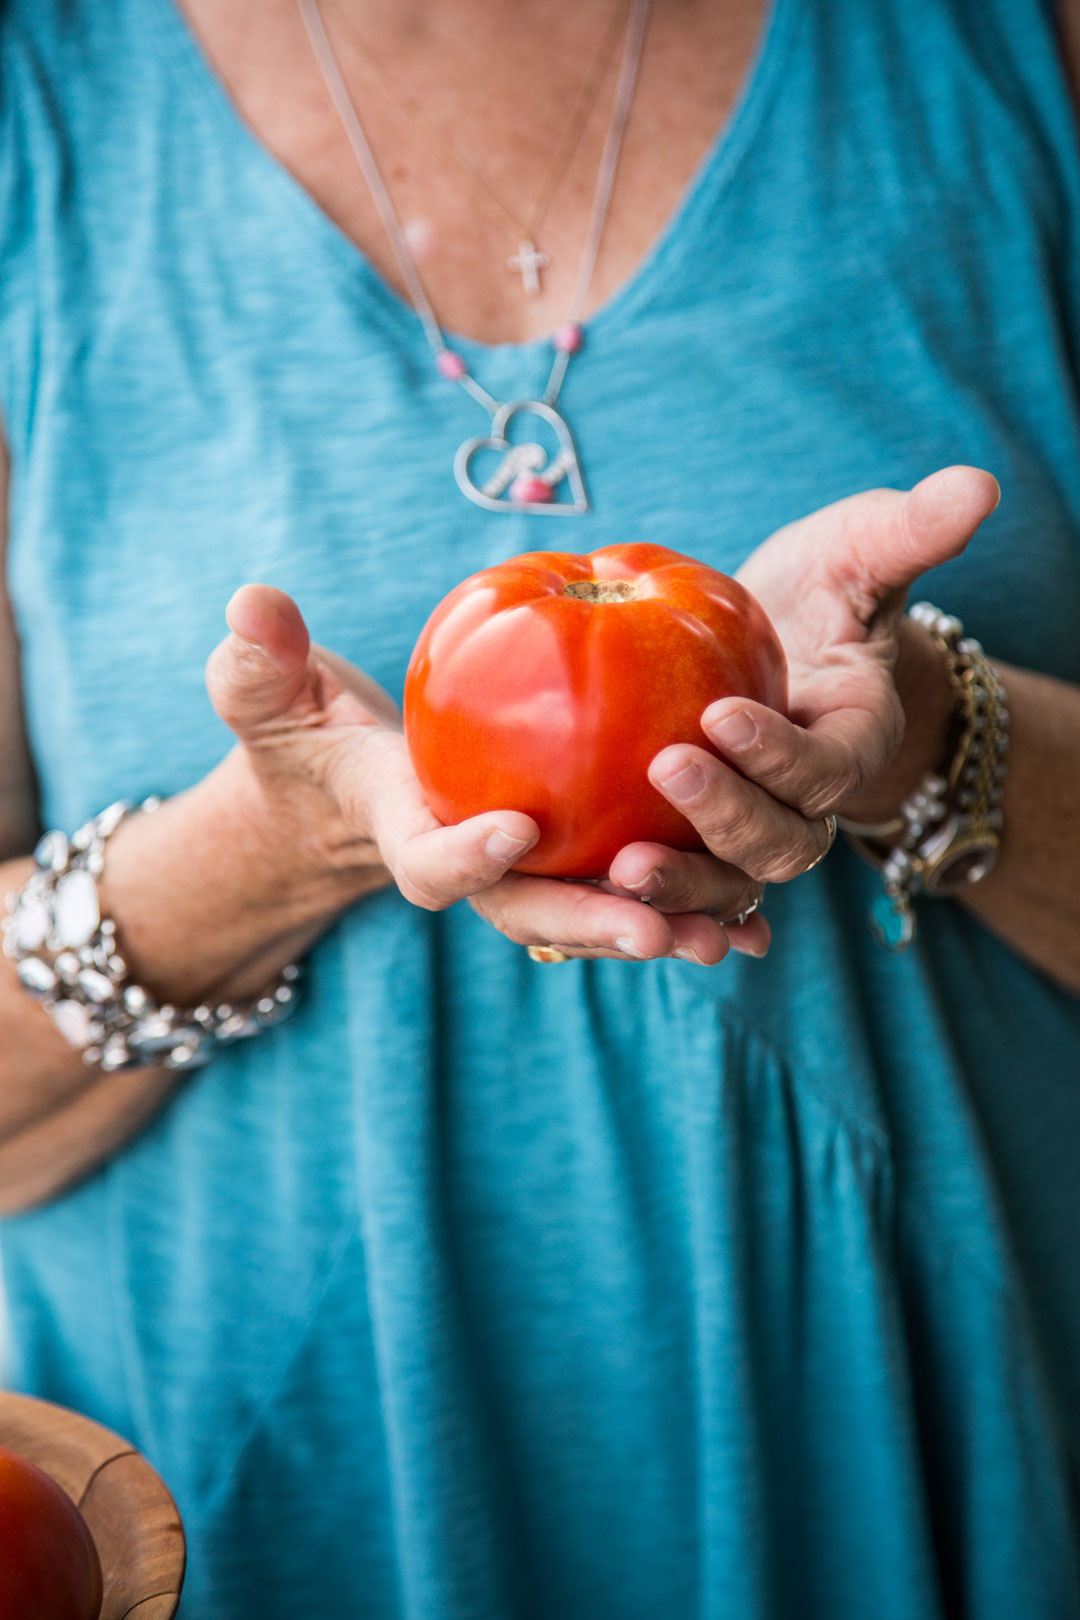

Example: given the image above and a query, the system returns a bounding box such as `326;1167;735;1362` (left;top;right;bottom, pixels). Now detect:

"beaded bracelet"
3;798;300;1072
838;604;1008;950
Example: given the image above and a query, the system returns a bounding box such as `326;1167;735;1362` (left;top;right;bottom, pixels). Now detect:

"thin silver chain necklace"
298;0;652;517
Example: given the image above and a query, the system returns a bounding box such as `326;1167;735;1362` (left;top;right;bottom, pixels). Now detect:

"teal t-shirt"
3;1;1080;1615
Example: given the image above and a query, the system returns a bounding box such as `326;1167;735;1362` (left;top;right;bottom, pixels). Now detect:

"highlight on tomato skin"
404;542;788;879
0;1443;104;1620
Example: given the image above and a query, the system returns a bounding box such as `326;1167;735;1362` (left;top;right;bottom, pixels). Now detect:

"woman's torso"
2;1;1080;1615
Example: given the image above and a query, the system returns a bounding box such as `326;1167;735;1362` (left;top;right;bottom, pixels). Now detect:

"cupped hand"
608;466;1002;916
208;586;751;963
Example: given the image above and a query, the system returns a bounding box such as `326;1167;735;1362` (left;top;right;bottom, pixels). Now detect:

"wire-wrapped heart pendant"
454;401;589;516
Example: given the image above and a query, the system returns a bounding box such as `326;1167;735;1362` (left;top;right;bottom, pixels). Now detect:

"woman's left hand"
606;465;1002;945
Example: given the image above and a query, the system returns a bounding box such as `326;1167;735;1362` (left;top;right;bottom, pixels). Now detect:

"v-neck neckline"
150;0;800;364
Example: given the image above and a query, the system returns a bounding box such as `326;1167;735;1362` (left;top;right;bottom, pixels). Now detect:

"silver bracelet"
838;604;1009;951
3;798;301;1073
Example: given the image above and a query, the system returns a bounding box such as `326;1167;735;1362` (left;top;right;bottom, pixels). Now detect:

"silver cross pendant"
507;238;550;297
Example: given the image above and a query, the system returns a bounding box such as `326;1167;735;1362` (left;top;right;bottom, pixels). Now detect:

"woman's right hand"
206;582;542;913
210;586;759;965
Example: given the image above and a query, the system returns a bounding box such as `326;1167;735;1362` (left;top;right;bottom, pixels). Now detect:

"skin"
0;0;1079;1208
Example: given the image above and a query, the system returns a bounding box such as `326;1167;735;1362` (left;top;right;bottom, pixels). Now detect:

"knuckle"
676;864;736;919
337;781;372;840
471;893;527;944
799;772;853;819
656;866;698;911
466;890;492;923
669;884;703;918
395;867;447;911
487;903;525;942
798;748;861;818
701;793;759;856
759;841;814;884
567;888;603;932
708;883;748;922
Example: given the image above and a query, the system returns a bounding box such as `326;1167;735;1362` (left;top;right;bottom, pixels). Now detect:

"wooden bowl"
0;1391;185;1620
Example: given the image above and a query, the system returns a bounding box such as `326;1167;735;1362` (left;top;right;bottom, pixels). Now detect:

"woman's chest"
175;0;769;345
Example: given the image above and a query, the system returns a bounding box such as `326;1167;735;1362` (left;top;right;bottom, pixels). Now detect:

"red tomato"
0;1444;103;1620
404;542;787;877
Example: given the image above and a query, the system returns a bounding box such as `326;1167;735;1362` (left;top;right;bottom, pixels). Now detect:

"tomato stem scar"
563;580;637;603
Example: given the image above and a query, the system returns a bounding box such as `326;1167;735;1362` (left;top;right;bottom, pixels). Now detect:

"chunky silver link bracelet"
3;798;301;1072
838;603;1008;951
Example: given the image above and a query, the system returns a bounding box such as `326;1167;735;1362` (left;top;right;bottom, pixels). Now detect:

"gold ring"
803;813;838;873
527;945;571;964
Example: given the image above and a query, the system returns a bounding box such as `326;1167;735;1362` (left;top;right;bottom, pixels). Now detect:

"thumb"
206;584;313;736
882;465;1001;593
840;465;1001;607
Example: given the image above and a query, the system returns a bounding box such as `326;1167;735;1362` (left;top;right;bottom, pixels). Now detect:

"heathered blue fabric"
2;0;1080;1614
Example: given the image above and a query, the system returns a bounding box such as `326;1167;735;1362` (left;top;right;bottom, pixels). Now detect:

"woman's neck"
179;0;767;344
329;0;618;40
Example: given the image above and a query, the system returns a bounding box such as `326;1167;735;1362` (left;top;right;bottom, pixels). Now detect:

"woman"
1;0;1079;1614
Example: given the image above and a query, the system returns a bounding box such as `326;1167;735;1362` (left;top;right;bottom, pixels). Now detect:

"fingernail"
623;867;663;894
228;622;289;669
486;829;532;862
708;710;757;751
731;939;770;959
674;947;704;965
658;763;705;802
614;935;646;958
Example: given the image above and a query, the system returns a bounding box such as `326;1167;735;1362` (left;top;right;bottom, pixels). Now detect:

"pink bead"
436;349;468;381
554;322;584;354
510;475;555;505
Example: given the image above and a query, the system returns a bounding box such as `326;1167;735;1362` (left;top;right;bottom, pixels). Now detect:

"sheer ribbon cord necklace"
324;0;628;297
299;0;652;516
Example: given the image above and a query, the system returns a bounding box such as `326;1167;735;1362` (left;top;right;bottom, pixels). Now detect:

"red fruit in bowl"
0;1443;103;1620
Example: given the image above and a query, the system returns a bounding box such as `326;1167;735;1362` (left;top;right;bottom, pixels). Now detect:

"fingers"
602;844;772;959
226;583;311;667
334;733;743;966
206;585;312;736
359;737;734;963
470;871;731;965
395;816;542;910
330;728;544;910
700;694;903;819
818;465;1000;618
888;466;1001;590
381;774;733;962
740;467;1001;637
649;743;831;883
312;644;404;730
725;910;772;959
607;841;763;919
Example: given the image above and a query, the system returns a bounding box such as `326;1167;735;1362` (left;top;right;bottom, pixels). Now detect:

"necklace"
326;0;627;297
299;0;651;517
